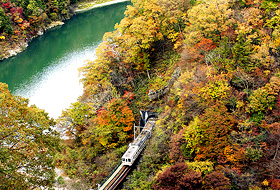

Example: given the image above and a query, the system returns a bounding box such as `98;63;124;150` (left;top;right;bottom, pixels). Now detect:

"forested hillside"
57;0;280;189
0;0;82;60
1;0;280;189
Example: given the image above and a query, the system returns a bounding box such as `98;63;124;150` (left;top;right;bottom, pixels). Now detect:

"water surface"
0;2;130;118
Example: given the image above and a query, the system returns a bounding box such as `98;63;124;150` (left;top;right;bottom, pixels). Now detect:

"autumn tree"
58;101;94;143
0;6;13;34
153;163;202;190
80;0;188;95
0;83;60;189
93;97;135;149
203;171;231;190
184;0;233;46
260;121;280;178
248;75;280;114
183;103;235;163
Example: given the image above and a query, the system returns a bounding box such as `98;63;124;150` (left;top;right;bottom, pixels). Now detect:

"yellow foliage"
186;160;214;175
199;77;230;102
262;179;269;186
185;0;233;46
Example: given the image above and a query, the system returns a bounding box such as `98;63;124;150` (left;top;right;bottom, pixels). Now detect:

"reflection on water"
0;2;130;118
14;47;97;118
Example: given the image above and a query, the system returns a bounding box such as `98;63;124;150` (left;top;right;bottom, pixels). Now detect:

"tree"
153;162;202;190
93;98;135;149
0;6;13;34
203;171;231;190
185;0;233;46
195;103;236;163
0;83;60;189
248;75;280;114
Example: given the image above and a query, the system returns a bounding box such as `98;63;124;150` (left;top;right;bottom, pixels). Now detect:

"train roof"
122;120;156;159
122;145;138;158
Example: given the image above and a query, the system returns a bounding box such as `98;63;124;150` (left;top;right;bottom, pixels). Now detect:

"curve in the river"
0;1;131;118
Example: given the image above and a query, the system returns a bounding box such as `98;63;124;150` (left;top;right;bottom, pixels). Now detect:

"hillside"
1;0;280;189
56;0;280;189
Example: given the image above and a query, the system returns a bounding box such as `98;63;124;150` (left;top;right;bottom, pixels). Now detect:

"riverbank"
74;0;130;13
0;0;130;61
0;21;65;61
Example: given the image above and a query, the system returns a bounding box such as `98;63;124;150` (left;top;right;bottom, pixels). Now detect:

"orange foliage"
94;98;135;148
195;103;236;163
183;38;216;63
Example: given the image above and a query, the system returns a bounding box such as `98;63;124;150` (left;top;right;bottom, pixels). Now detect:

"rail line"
99;164;131;190
98;111;157;190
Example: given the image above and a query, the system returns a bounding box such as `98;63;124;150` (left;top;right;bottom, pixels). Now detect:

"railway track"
104;165;131;190
98;111;157;190
99;164;131;190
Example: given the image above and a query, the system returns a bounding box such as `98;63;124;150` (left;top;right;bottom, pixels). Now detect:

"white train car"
122;118;155;166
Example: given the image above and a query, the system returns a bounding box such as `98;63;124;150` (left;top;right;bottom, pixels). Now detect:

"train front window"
122;158;125;162
128;159;131;162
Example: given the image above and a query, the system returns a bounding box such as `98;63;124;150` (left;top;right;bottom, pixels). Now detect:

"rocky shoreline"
0;0;130;61
0;21;65;61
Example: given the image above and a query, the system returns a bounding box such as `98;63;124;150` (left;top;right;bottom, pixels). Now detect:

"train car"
122;118;155;166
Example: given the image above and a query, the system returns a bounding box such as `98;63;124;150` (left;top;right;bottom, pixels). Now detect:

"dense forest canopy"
0;0;84;59
1;0;280;189
0;83;60;189
58;0;280;189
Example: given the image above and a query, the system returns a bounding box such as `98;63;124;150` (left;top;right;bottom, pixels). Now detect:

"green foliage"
0;7;13;34
232;34;255;72
59;101;94;140
248;75;280;114
265;10;280;29
57;176;66;185
250;113;265;125
245;146;263;162
0;83;60;189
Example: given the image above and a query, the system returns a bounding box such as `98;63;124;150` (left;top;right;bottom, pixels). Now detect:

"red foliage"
3;2;11;9
122;91;135;102
169;129;186;162
221;26;237;42
153;163;202;190
14;30;21;36
203;171;231;190
182;38;216;63
270;178;280;190
194;38;216;53
260;122;280;178
10;7;23;15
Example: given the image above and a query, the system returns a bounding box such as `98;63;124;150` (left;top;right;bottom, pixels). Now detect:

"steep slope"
57;0;280;189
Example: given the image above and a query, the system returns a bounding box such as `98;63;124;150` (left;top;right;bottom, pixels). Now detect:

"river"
0;2;130;118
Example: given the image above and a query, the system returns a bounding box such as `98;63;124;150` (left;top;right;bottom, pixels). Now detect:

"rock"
47;21;65;30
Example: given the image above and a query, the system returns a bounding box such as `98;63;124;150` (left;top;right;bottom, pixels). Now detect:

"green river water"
0;2;130;118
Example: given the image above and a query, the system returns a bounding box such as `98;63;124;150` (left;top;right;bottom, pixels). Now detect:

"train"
122;111;157;166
